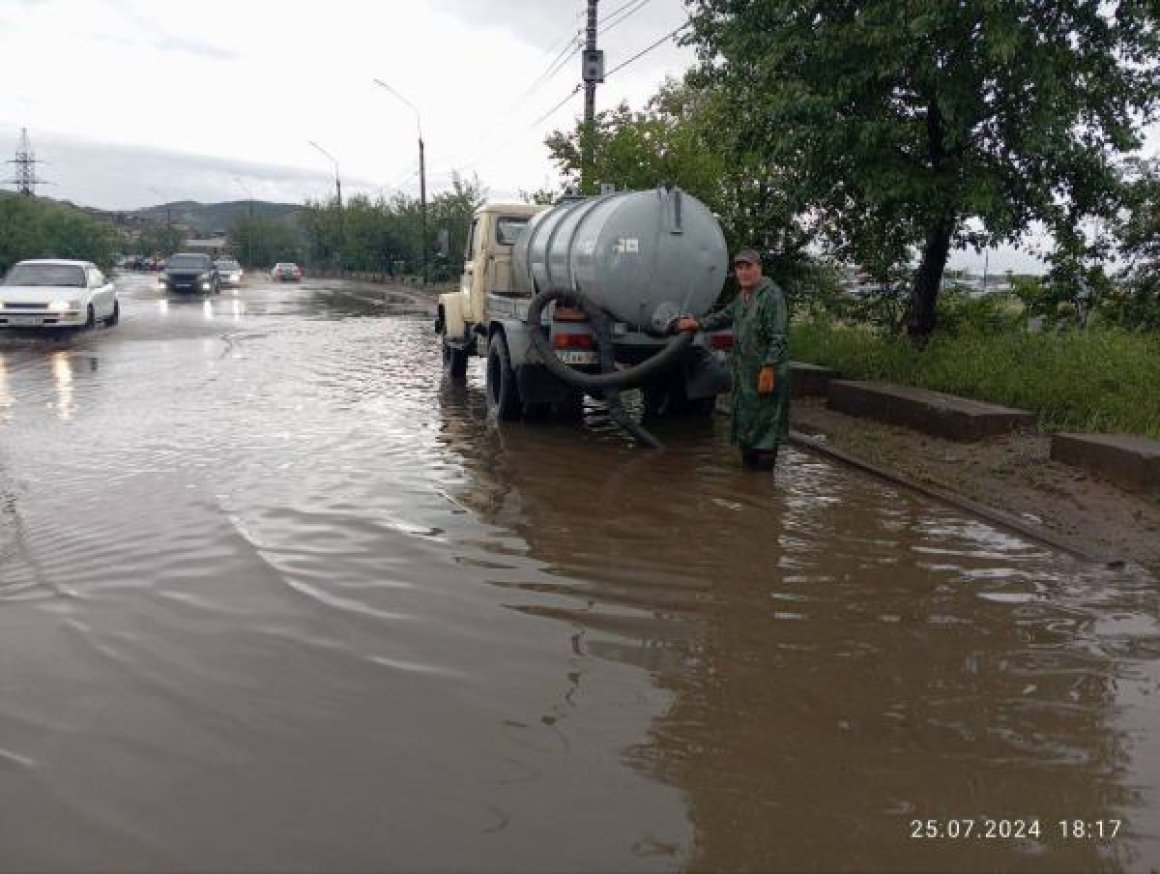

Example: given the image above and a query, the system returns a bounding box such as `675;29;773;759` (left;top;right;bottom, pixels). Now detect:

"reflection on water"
435;382;1160;872
51;351;73;420
0;285;1158;871
0;355;9;421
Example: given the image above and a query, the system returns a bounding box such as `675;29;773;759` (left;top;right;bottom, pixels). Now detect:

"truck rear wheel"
486;332;521;420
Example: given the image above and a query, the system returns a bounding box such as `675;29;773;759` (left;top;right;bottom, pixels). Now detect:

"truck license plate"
5;315;42;326
556;349;597;365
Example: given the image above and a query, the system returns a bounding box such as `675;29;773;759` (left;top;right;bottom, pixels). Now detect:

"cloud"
96;0;238;59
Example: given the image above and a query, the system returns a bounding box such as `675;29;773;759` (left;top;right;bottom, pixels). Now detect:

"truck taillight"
553;332;593;349
709;333;734;349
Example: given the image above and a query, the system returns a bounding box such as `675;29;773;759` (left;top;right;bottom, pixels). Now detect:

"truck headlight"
48;300;75;312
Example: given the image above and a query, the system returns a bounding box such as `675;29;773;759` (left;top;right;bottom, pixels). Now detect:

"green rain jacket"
699;277;790;451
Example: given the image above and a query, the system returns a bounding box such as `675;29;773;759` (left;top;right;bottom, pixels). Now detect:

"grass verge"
792;320;1160;440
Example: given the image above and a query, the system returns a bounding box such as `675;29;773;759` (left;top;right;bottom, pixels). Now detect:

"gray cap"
732;247;761;265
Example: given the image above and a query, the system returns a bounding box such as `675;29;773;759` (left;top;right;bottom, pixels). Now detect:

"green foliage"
793;319;1160;439
0;195;119;273
544;77;816;290
134;224;184;258
294;173;484;279
688;0;1160;335
1111;158;1160;330
229;214;303;268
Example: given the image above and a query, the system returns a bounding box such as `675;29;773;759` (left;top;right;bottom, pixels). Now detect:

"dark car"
271;262;302;282
161;253;220;294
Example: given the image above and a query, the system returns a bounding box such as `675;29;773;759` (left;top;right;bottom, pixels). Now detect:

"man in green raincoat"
672;248;789;470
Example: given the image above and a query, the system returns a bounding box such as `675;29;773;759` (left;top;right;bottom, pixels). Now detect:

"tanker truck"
434;186;735;447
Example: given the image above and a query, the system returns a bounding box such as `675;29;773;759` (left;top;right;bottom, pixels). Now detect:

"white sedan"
0;259;120;329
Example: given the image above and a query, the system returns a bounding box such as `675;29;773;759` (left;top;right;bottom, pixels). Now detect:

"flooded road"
2;272;1159;871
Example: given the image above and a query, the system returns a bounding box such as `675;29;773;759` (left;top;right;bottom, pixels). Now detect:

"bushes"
0;195;118;273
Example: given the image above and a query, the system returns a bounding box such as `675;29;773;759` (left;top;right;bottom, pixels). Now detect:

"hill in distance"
131;199;303;236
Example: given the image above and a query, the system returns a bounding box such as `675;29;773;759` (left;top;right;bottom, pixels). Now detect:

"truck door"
487;215;530;297
462;217;483;321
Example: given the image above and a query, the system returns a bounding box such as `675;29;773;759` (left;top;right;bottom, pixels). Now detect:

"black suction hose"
526;289;691;449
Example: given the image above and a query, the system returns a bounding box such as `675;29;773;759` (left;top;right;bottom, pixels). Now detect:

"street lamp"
373;77;427;285
308;140;343;207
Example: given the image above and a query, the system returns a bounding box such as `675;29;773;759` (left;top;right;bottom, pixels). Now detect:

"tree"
229;214;301;268
545;77;818;289
0;194;118;272
688;0;1160;336
429;172;486;279
1109;157;1160;329
135;223;184;259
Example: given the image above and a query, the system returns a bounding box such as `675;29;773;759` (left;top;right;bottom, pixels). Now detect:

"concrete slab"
826;380;1036;442
790;361;838;398
1051;433;1160;494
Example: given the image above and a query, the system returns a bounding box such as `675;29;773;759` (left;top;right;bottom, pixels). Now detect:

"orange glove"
757;365;775;395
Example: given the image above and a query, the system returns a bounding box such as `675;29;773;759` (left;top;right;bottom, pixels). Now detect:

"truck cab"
438;203;544;359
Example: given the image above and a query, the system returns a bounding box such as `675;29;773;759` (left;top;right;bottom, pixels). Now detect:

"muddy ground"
790;396;1160;575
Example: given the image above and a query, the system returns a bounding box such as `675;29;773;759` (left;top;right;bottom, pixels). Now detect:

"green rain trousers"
699;277;790;452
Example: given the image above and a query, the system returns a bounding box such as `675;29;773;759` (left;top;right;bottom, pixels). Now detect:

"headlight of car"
48;300;76;312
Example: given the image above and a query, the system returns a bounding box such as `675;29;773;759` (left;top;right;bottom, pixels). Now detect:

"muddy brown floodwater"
1;273;1158;872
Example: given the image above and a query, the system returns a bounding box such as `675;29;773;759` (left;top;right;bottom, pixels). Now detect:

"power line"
604;20;691;80
599;0;654;35
600;0;647;26
455;84;583;173
518;33;583;103
529;84;585;130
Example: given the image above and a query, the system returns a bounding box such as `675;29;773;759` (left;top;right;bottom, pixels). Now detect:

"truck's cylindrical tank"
511;187;727;331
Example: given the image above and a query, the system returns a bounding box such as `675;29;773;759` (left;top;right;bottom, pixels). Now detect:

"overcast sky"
5;0;1157;275
0;0;694;210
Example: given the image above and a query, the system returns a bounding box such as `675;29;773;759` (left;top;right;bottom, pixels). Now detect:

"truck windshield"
496;217;529;246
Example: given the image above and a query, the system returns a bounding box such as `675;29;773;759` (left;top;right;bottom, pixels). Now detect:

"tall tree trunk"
908;215;955;339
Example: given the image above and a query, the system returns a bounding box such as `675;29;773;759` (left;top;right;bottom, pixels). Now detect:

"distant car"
0;259;120;329
161;252;220;294
214;258;244;287
271;262;302;282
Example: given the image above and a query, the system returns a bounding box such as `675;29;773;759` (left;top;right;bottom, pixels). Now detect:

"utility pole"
581;0;603;194
6;128;47;197
372;78;428;285
308;140;342;208
418;134;428;286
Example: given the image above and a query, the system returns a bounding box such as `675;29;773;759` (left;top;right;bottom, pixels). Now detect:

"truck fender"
439;292;467;341
489;319;532;367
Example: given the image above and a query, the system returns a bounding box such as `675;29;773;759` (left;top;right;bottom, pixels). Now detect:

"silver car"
214;258;244;287
0;259;120;329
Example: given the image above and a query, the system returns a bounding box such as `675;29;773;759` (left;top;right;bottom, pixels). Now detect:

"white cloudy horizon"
6;0;1157;275
1;0;692;210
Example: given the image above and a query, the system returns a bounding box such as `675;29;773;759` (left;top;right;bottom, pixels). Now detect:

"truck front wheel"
486;332;521;421
442;338;468;379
